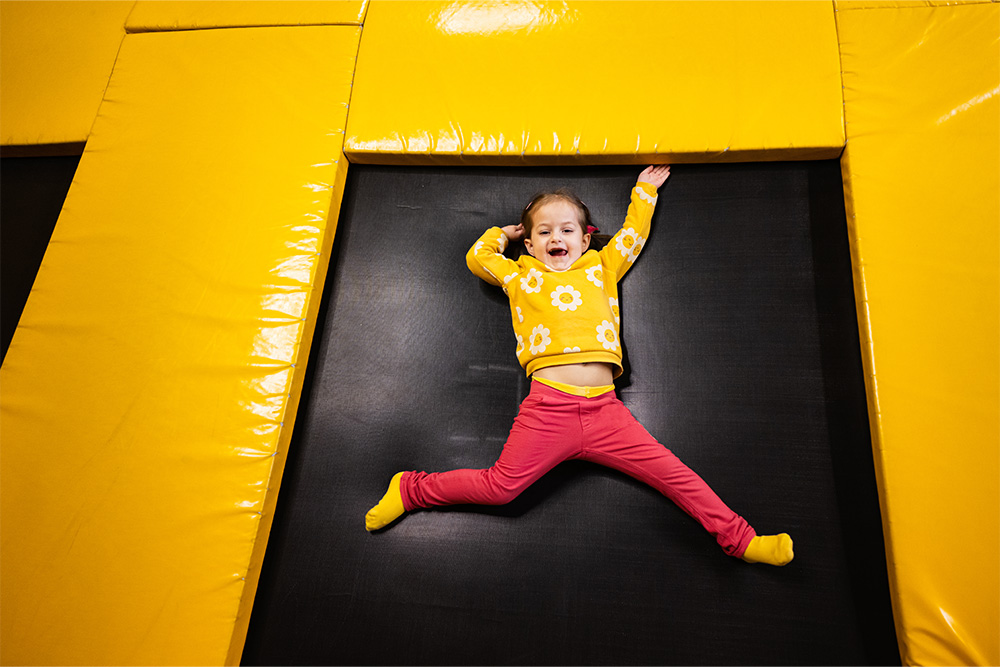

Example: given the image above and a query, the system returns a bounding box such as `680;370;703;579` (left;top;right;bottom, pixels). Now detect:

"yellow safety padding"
0;25;359;666
836;3;999;665
0;1;133;150
837;0;991;9
125;0;368;32
346;0;845;165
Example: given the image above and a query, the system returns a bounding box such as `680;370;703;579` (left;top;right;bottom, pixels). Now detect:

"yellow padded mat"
837;0;991;8
126;0;368;32
346;0;844;164
0;1;133;149
0;25;359;666
836;3;999;664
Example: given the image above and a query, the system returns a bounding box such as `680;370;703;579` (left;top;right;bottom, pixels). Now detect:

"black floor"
242;162;900;665
1;155;80;363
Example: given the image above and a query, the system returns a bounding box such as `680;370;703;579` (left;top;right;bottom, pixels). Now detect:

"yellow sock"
365;472;406;531
741;533;794;566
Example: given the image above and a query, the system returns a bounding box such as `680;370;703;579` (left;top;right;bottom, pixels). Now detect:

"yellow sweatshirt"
466;182;658;378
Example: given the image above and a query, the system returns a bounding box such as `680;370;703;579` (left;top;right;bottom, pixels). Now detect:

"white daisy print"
550;285;583;312
596;320;619;351
609;297;620;324
515;334;525;357
497;233;508;252
627;235;645;263
528;324;551;355
636;187;658;205
520;268;544;293
475;241;485;253
585;265;604;288
563;346;581;353
616;228;639;259
516;306;524;323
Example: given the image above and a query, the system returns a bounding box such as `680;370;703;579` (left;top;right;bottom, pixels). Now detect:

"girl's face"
523;199;591;271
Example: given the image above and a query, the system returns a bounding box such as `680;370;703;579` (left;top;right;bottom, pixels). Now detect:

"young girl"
365;165;793;566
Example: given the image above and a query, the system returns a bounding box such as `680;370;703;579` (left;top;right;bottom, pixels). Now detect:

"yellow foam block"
0;1;133;149
838;0;990;9
837;3;999;665
0;25;359;666
346;0;844;164
126;0;368;32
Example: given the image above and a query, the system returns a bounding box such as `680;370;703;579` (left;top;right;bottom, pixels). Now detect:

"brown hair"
520;188;592;236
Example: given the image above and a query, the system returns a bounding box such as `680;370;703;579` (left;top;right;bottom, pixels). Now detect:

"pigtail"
588;232;612;251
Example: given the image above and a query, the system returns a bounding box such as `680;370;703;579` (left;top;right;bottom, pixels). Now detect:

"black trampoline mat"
242;163;899;666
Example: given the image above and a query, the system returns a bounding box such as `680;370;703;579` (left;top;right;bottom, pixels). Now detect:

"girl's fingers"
640;165;671;187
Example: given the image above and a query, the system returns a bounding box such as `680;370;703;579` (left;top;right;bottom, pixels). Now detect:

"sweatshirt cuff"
634;181;658;204
635;181;658;196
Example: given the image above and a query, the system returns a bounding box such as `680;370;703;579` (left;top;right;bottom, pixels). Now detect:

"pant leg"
577;394;756;557
400;384;581;511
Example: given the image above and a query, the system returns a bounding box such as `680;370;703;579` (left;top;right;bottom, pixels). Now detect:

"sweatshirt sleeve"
599;182;658;282
466;226;521;288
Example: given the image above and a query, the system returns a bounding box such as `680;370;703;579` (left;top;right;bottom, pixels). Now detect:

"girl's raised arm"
466;224;521;288
599;165;670;281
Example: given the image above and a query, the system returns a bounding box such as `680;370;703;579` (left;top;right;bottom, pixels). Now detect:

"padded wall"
125;0;367;32
0;25;359;666
0;1;133;150
345;1;845;164
835;2;999;664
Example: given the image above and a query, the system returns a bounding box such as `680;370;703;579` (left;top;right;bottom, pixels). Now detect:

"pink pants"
400;380;755;557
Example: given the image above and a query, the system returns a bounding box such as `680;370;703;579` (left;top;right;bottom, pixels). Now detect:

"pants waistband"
532;376;615;398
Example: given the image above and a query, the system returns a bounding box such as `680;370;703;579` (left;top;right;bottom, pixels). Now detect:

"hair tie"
587;225;599;235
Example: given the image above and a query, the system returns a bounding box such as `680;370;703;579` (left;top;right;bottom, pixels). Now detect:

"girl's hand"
638;164;671;189
501;223;524;242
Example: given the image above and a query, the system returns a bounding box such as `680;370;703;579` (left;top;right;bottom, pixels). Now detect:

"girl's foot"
741;533;794;566
365;472;406;531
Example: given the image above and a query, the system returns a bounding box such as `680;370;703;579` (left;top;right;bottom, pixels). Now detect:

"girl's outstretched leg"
365;472;406;531
742;533;794;565
579;394;795;564
392;385;580;514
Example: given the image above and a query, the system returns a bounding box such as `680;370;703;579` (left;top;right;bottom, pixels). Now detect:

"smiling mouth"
549;249;568;257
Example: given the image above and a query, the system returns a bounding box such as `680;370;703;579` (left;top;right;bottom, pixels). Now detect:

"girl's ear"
582;232;591;252
523;236;536;257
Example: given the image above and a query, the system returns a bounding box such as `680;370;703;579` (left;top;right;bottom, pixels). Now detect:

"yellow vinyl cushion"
836;2;999;664
0;1;132;148
0;25;359;666
346;0;845;164
126;0;368;32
